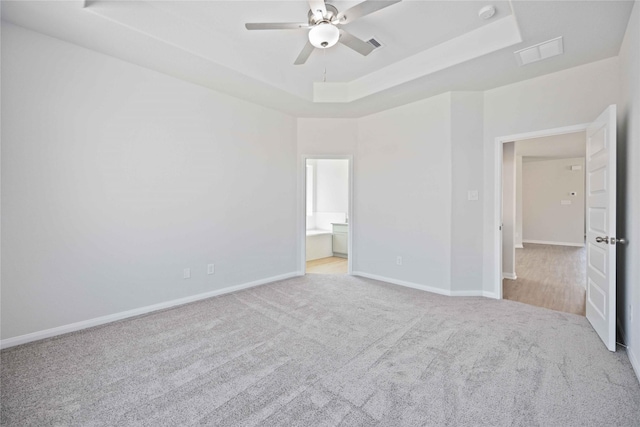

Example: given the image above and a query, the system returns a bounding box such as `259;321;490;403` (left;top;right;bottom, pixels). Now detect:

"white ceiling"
517;131;586;161
1;0;634;117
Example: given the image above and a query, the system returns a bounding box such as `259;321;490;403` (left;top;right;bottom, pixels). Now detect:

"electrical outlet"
396;256;402;266
183;268;191;279
207;264;215;275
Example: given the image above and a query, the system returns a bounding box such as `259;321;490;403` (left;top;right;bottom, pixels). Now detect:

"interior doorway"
495;106;619;351
500;130;588;315
302;156;351;275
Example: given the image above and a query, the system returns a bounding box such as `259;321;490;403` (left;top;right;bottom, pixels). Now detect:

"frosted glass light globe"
309;23;339;48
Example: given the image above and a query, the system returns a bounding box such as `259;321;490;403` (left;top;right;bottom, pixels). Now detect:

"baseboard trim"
481;291;500;299
522;239;584;247
351;271;492;299
449;290;486;297
515;244;524;249
351;271;451;296
628;347;640;385
0;272;299;350
502;272;517;280
616;320;640;383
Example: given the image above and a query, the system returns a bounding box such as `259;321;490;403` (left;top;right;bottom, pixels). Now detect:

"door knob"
596;236;609;244
610;237;628;245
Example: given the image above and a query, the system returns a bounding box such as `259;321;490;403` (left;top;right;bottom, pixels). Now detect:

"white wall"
297;119;357;269
618;0;640;378
3;13;635;356
483;57;620;294
515;156;523;248
502;142;516;278
314;159;349;230
297;119;358;156
1;23;298;340
450;92;485;293
357;94;452;291
522;157;586;246
298;95;455;293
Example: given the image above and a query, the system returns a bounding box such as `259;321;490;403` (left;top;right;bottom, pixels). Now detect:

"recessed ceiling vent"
367;38;384;50
514;36;564;66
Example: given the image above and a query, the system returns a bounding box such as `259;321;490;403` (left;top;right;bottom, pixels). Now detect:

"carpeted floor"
2;274;639;426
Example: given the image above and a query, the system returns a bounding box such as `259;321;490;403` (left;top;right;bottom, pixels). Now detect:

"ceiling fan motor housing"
308;3;339;25
244;0;400;65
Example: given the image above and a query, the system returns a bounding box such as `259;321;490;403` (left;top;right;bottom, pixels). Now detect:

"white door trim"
299;154;353;275
493;123;589;298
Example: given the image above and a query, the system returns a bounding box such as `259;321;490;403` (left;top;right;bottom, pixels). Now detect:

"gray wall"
450;92;485;293
2;10;637;365
482;56;620;294
502;142;516;278
357;94;453;290
298;93;485;296
618;0;640;377
515;156;523;248
299;99;455;291
522;157;586;246
1;23;298;340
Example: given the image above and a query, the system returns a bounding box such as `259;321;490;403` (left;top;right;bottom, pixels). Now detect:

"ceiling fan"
245;0;401;65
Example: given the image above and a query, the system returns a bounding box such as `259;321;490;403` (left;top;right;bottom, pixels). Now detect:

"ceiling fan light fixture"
308;22;339;48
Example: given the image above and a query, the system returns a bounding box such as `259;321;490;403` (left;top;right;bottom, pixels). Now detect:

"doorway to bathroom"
302;156;351;275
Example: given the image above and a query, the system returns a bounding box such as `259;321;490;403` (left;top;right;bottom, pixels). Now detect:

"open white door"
585;105;618;352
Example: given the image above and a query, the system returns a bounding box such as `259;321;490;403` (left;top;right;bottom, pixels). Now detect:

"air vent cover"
367;38;383;49
514;36;564;66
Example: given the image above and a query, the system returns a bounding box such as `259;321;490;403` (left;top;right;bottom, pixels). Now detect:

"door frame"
493;123;589;298
299;154;353;275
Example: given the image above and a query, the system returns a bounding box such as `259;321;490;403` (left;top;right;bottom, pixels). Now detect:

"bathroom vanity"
331;223;348;258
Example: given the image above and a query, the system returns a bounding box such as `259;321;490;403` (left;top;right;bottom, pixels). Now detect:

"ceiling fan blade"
337;0;401;25
308;0;327;18
294;41;315;65
338;30;375;56
245;22;309;30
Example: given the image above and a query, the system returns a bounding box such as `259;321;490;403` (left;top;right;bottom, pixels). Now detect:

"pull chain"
323;48;327;82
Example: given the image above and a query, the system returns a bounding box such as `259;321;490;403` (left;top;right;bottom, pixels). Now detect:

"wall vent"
367;38;384;49
514;36;564;66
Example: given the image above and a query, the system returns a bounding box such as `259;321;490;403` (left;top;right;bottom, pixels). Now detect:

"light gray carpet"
2;274;639;426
